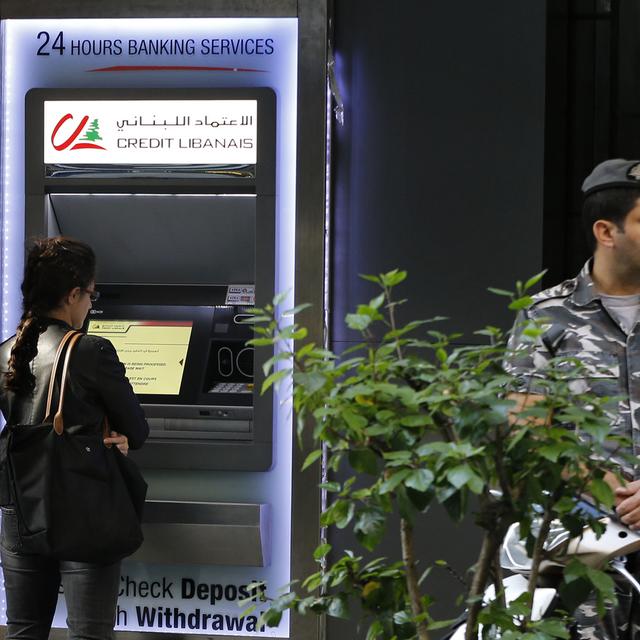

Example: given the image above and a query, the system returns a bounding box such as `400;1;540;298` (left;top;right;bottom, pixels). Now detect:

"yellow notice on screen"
87;320;193;395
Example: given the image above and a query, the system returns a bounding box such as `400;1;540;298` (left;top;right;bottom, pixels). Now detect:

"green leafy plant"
247;270;629;640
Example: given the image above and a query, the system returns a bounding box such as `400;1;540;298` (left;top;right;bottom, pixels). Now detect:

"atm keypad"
209;382;253;394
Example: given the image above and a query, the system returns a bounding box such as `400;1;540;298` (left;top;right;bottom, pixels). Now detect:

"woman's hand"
104;430;129;456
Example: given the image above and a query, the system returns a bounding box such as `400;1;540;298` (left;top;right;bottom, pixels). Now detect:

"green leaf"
369;293;386;310
426;619;460;631
379;469;412;494
442;488;467;522
261;369;289;393
239;604;257;619
380;269;407;287
586;567;615;595
534;619;570;639
346;313;372;331
400;414;432;427
343;410;368;431
283;302;312;316
405;469;434;492
383;450;412;462
364;424;393;437
559;575;592;612
260;608;283;627
359;273;382;285
366;620;383;640
272;290;290;306
354;508;386;550
538;442;566;462
356;304;384;320
406;486;433;511
277;324;307;340
248;337;276;346
293;371;326;394
554;496;577;514
524;270;547;291
313;543;332;560
302;449;322;471
447;465;484;493
296;341;317;358
327;595;349;619
319;482;341;492
262;351;292;376
348;448;379;475
508;296;533;311
396;485;415;521
418;566;432;586
487;287;514;297
589;478;614;507
563;558;588;581
335;501;356;528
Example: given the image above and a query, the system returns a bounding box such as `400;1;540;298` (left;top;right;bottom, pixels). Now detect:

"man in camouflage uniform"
506;159;640;639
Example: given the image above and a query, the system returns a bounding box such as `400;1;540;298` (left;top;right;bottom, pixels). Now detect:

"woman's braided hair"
5;237;96;395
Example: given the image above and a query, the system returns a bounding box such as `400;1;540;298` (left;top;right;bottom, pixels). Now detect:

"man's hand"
615;480;640;528
104;430;129;456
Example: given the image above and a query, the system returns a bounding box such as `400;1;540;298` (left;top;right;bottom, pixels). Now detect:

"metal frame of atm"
24;87;276;471
1;3;327;640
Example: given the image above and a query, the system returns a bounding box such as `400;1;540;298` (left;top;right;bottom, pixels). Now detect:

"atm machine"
25;87;276;565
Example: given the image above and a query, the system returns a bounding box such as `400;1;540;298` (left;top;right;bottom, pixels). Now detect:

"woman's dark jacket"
0;319;148;448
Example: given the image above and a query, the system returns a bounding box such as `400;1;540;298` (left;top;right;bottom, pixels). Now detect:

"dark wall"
543;0;616;284
542;0;640;284
331;0;547;348
327;0;547;635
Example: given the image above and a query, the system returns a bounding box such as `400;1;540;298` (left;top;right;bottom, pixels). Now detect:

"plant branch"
492;548;506;610
465;531;501;640
384;285;404;362
434;413;459;444
494;422;513;508
400;517;430;640
524;504;555;626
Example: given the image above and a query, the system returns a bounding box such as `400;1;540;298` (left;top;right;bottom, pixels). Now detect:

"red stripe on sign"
88;65;265;73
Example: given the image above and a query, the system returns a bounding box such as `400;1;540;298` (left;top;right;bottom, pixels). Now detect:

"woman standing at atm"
0;236;149;640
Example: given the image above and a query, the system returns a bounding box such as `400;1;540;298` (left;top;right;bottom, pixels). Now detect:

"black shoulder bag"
0;330;147;563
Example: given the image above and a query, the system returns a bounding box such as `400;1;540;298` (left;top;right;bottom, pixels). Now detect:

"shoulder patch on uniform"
528;278;576;307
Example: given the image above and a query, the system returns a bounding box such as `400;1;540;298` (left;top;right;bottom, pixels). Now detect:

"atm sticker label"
226;285;255;306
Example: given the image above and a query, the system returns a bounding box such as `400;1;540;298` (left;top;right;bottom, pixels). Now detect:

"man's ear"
593;219;621;249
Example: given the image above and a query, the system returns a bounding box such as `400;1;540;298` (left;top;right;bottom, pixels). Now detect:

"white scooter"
446;499;640;639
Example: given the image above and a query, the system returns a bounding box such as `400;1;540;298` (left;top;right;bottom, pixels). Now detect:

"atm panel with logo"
24;87;276;471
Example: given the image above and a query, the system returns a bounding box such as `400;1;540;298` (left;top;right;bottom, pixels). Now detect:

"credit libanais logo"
50;114;106;152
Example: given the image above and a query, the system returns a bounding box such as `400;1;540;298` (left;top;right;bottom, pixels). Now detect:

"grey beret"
582;158;640;195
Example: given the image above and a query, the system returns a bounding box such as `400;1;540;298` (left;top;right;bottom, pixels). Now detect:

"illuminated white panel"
44;100;257;164
0;17;298;637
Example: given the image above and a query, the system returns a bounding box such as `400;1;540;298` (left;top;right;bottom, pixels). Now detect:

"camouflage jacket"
505;259;639;478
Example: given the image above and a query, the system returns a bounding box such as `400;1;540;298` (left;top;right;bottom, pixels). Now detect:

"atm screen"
84;288;254;409
87;319;193;395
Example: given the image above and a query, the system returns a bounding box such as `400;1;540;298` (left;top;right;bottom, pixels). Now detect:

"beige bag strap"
52;331;83;435
43;330;79;423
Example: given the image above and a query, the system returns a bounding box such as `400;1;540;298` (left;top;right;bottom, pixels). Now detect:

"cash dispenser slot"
130;500;271;567
144;404;253;438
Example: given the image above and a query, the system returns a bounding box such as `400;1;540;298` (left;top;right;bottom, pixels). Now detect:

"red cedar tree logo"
51;114;106;151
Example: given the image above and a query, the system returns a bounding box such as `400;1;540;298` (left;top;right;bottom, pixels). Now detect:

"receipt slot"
25;87;276;472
